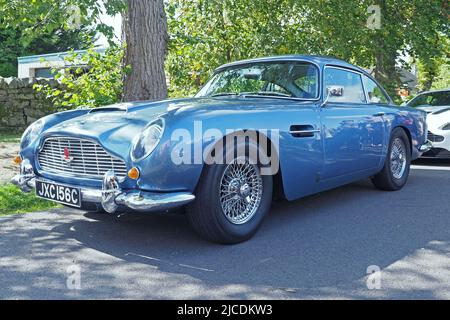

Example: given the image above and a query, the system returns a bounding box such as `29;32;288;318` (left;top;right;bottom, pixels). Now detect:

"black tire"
187;142;273;244
372;128;411;191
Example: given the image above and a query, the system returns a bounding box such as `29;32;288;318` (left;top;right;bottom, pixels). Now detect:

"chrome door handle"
289;125;321;138
289;129;321;135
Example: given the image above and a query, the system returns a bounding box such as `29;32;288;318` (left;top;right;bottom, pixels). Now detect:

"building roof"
17;48;106;64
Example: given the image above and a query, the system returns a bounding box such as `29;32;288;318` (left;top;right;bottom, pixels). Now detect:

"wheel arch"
198;129;285;200
394;126;413;156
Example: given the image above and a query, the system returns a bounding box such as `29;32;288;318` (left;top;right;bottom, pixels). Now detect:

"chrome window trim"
323;65;368;104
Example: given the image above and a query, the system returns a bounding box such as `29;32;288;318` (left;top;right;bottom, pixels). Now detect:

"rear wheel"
372;128;411;191
187;153;273;244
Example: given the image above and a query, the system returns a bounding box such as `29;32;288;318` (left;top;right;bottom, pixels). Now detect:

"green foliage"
34;46;128;108
1;1;128;104
0;0;126;45
0;133;21;143
431;62;450;90
0;26;96;77
417;37;450;91
2;0;447;100
0;184;58;216
166;0;449;99
166;0;298;97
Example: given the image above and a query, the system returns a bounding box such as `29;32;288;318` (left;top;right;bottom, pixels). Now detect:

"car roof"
415;88;450;96
215;55;368;75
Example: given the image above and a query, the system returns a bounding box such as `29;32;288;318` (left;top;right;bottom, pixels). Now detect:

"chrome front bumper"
11;160;195;214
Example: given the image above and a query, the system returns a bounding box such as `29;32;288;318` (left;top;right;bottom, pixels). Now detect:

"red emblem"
63;147;74;163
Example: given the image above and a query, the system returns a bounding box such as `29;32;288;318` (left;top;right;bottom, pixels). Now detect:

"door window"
363;76;390;104
323;68;366;103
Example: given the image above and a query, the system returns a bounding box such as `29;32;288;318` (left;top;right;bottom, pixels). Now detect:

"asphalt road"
1;160;449;299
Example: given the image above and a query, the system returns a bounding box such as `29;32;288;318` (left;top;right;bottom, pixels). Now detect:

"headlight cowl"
21;119;45;149
131;119;164;161
441;123;450;131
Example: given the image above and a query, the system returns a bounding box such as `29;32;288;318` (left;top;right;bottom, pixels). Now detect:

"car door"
273;62;324;201
279;104;323;201
319;66;384;182
361;73;391;156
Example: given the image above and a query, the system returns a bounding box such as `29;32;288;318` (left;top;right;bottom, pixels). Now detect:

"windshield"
407;91;450;108
196;62;319;100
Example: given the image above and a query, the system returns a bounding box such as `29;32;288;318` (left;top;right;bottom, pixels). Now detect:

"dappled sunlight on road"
375;240;450;299
0;161;449;299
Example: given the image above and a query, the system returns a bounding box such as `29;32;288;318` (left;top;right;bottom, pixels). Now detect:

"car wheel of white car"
372;128;411;191
187;142;273;244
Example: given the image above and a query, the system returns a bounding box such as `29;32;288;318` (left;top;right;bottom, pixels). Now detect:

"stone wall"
0;77;60;133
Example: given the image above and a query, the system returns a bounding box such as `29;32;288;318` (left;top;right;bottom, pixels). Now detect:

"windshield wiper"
242;91;294;98
210;91;302;100
240;92;306;101
210;92;239;97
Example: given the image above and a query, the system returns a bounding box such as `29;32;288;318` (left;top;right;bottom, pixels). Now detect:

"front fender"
134;108;290;193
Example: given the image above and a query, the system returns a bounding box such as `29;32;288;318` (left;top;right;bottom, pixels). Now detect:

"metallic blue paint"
19;56;428;204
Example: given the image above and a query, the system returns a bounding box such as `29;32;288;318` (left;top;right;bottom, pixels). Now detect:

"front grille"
428;131;445;143
38;137;127;179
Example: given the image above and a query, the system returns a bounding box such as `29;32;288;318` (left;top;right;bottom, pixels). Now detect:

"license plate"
36;180;81;208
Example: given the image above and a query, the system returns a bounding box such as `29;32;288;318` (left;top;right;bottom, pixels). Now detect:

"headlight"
131;119;164;161
441;123;450;131
21;118;45;149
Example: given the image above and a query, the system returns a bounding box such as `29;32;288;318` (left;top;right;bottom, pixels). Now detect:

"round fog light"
128;167;140;180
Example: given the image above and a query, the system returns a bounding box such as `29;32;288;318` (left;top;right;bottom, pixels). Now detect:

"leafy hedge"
34;46;128;109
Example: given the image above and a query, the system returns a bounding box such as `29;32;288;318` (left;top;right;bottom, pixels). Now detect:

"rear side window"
323;68;366;103
363;76;389;104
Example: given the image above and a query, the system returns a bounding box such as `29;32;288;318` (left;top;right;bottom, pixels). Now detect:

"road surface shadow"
1;159;449;299
51;166;450;298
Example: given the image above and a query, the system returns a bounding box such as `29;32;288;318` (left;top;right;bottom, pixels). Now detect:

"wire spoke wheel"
390;138;407;179
219;158;263;225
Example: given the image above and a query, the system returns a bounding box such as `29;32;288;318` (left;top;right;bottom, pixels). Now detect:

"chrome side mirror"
321;86;344;107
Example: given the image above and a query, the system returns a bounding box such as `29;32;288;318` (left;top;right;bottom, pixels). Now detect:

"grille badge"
63;147;74;164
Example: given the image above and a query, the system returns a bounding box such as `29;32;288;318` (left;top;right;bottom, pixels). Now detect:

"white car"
406;89;450;158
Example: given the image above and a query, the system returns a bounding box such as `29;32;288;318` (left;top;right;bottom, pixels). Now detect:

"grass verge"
0;133;21;143
0;184;59;216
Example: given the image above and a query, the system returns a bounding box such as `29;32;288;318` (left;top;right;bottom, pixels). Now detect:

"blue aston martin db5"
13;55;432;243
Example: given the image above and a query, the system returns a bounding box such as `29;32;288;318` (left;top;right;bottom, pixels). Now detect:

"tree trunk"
372;0;400;100
122;0;168;101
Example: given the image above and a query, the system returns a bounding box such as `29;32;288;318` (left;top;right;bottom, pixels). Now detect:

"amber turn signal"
14;155;22;165
128;167;140;180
